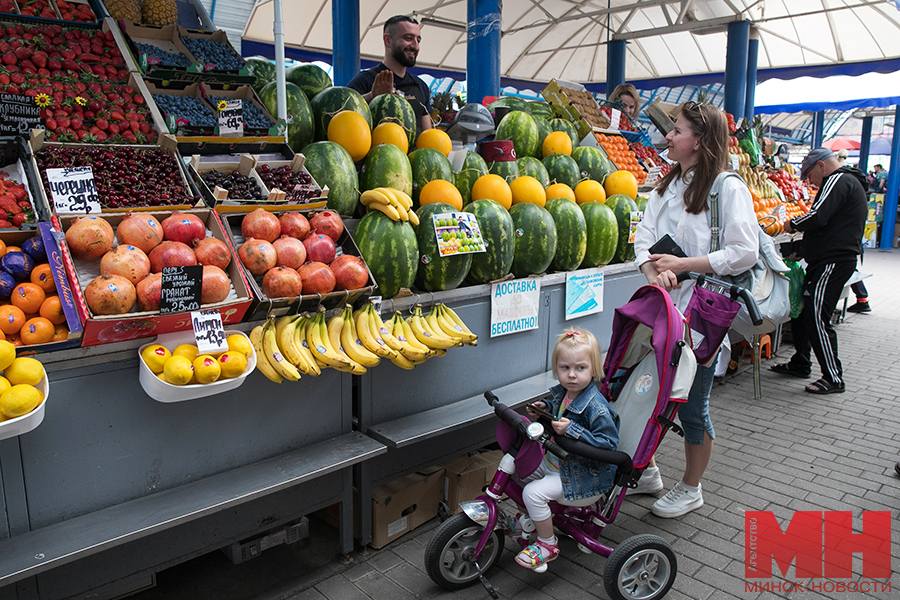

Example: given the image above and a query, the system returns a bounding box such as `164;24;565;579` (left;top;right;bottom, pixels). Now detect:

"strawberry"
95;118;107;130
107;122;119;134
16;201;28;211
0;209;7;222
44;117;57;131
0;194;20;215
0;220;13;229
12;213;28;228
2;52;16;66
70;117;83;130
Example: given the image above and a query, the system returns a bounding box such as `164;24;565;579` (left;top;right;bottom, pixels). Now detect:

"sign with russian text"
565;270;603;320
217;99;243;136
490;278;540;337
191;310;227;354
159;265;203;314
46;166;101;214
0;94;43;135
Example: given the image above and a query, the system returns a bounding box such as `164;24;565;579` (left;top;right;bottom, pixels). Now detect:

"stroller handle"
676;271;763;326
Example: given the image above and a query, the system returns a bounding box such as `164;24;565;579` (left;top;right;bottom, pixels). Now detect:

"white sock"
537;535;557;547
642;466;659;478
680;481;700;493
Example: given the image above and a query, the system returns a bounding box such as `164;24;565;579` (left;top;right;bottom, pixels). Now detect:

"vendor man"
348;15;432;137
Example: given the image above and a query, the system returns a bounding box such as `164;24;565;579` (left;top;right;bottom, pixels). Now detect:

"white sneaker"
651;481;703;518
626;468;664;496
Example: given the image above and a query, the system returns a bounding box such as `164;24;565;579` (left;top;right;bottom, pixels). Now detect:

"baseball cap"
800;148;835;179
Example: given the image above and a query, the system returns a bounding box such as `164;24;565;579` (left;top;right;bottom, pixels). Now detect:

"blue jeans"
678;357;716;445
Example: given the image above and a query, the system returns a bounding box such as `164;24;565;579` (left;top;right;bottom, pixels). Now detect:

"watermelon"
467;199;515;284
532;116;551;159
369;93;417;149
286;63;333;101
543;154;582;189
635;195;649;212
488;96;531;114
310;86;372;141
604;193;640;263
409;148;453;206
360;143;412;196
301;141;358;216
354;211;418;298
528;101;555;120
580;203;619;268
258;81;314;151
413;202;472;292
550;118;579;149
517;156;550;188
495;111;539;160
509;203;557;278
545;198;587;272
455;151;489;207
488;160;519;184
244;56;276;92
571;146;613;184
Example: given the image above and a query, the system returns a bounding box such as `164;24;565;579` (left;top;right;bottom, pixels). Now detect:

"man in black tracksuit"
771;148;867;394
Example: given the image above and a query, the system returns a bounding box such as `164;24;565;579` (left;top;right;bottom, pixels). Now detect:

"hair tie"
566;330;580;337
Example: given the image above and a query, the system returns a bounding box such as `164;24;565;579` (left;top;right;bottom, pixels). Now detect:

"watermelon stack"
258;81;314;151
580;202;619;268
467;199;515;284
361;144;412;196
244;56;276;93
532;116;552;159
370;93;418;148
409;148;453;206
517;156;550;188
509;203;557;278
543;154;581;189
545;198;587;272
488;159;519;184
488;97;530;114
528;101;555;121
455;151;489;207
550;118;579;149
572;146;613;185
495;111;539;160
605;194;640;263
286;63;333;101
301;141;359;216
414;203;472;292
354;211;418;298
310;86;372;141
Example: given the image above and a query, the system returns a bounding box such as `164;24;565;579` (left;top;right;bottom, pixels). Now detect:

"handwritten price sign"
46;166;101;214
191;310;227;354
159;265;203;314
217;99;243;137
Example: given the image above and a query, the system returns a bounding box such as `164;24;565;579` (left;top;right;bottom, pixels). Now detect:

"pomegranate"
330;255;369;291
99;245;151;285
297;262;335;295
192;237;232;270
161;212;206;245
262;266;303;298
116;213;163;253
65;215;114;260
309;211;344;242
241;208;281;243
148;241;198;273
279;212;310;240
238;238;277;276
302;233;336;264
201;265;231;304
136;272;162;312
272;235;307;269
84;273;136;315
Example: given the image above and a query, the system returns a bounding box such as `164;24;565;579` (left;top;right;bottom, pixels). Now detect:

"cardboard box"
0;135;50;226
188;154;271;205
200;84;278;135
442;450;503;514
370;466;444;549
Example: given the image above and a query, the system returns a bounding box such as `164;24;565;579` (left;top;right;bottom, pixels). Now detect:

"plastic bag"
786;260;805;319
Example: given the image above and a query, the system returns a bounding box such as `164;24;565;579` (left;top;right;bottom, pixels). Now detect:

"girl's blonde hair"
551;328;604;382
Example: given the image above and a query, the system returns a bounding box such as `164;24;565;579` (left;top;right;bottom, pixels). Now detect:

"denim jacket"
546;383;620;501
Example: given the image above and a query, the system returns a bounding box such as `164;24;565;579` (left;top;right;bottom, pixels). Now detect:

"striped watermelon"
409;148;453;207
528;101;555;120
517;156;550;188
467;199;515;284
286;63;333;101
310;86;372;141
258;81;314;151
571;146;613;184
244;56;276;93
605;193;639;263
509;203;557;278
455;151;489;207
580;203;619;268
360;143;412;196
550;118;579;149
354;211;418;298
488;96;530;114
635;195;649;212
370;93;417;148
413;202;472;292
495;111;539;160
532;115;551;159
543;154;582;188
545;198;587;272
300;141;358;216
488;160;519;184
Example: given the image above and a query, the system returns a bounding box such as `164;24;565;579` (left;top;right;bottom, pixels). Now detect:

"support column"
859;116;873;171
744;28;759;124
606;39;627;94
467;0;501;105
724;20;750;119
811;111;825;148
879;105;900;249
273;0;286;120
332;0;360;87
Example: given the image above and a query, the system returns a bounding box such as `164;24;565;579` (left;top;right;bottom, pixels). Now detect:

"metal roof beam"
503;0;682;35
615;14;740;40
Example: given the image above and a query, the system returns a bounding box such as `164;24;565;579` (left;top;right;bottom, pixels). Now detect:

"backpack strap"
708;171;747;253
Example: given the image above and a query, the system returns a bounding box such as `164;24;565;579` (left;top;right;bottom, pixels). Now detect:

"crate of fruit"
541;79;605;141
188;153;272;206
0;135;50;229
120;22;193;76
200;84;280;137
52;0;99;22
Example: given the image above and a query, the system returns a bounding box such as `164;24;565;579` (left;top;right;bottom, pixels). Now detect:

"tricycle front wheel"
424;512;504;590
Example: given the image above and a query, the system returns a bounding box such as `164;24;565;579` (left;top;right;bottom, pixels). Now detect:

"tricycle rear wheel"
604;534;677;600
424;512;504;590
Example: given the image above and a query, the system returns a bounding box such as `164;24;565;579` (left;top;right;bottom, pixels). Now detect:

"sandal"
805;378;845;394
515;539;559;570
770;363;811;379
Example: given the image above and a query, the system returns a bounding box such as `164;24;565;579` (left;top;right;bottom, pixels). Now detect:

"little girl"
517;329;620;570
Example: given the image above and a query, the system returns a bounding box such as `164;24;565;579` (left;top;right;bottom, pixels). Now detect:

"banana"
327;310;367;374
408;305;460;349
393;188;414;210
391;312;430;362
250;325;283;383
275;315;295;341
368;304;405;353
389;350;417;370
307;311;353;369
262;317;302;381
425;307;463;346
376;188;409;221
366;200;401;221
407;209;419;226
435;304;477;345
278;315;313;374
340;305;380;368
360;188;394;207
398;313;434;358
294;316;324;375
378;187;410;210
356;305;398;358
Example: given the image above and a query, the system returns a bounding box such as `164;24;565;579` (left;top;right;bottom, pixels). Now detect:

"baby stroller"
425;277;760;600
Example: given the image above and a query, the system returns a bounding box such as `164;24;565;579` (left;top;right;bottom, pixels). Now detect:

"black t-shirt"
347;63;431;135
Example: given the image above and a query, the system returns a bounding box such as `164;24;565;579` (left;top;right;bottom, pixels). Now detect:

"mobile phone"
527;403;556;421
649;233;687;258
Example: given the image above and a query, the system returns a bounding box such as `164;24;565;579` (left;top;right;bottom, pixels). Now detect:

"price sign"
731;155;741;172
609;108;621;130
217;99;243;136
191;310;228;354
46;166;101;214
644;166;662;187
159;265;203;314
628;211;643;244
431;212;486;258
802;187;810;200
0;94;43;135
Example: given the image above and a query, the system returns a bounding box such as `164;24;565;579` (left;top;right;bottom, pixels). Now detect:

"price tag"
217;99;243;137
775;204;786;222
432;212;486;258
0;93;44;135
159;265;203;314
628;211;643;244
731;155;740;172
644;166;662;187
46;166;101;214
774;157;781;168
802;187;810;200
370;296;383;315
191;310;228;354
736;117;744;129
609;108;621;130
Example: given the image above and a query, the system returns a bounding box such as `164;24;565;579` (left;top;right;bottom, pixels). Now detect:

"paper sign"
0;94;43;135
644;166;662;187
432;212;486;258
370;296;383;315
565;270;604;320
217;99;243;136
46;166;101;214
628;211;643;244
159;265;203;314
731;155;741;171
610;109;621;130
659;149;674;164
191;310;228;354
802;187;810;200
490;279;541;337
774;204;786;222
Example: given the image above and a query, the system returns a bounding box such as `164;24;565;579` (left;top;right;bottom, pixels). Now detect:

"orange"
0;239;5;258
0;305;25;335
327;110;371;162
541;131;573;158
416;128;452;156
39;295;67;325
8;334;21;347
10;283;46;315
371;122;409;154
30;264;57;295
604;170;639;200
5;246;19;254
418;179;463;211
509;176;547;207
19;317;54;345
574;180;607;205
52;324;69;342
545;183;576;202
470;174;512;210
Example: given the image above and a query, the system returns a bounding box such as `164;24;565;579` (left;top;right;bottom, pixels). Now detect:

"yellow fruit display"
0;376;10;397
141;0;177;26
574;180;606;205
509;176;547;207
470;174;512;210
172;344;199;362
604;170;639;200
371;122;409;154
328;110;372;162
419;180;463;211
4;357;43;386
0;385;44;419
227;334;253;359
545;183;576;202
193;355;222;384
416;129;452;156
163;355;194;386
542;131;573;157
218;351;248;379
0;339;14;371
141;344;171;374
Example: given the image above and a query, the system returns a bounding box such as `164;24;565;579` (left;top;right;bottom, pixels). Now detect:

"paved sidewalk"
135;249;900;600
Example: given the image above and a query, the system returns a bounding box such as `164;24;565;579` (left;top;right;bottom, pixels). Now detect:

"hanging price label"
159;265;203;314
609;109;621;130
628;211;643;244
0;93;43;135
644;166;662;186
217;99;243;137
46;166;101;214
191;310;227;354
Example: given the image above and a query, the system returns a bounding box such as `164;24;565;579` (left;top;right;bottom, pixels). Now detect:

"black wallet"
649;234;687;257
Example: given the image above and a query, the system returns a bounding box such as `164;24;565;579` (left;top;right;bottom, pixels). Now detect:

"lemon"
226;334;253;359
217;351;247;379
172;344;199;362
0;384;44;418
157;372;166;381
193;355;221;384
0;339;15;371
141;344;171;373
4;357;44;386
0;376;11;397
163;355;194;386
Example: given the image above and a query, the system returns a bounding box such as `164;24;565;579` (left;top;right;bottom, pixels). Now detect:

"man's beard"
392;43;417;68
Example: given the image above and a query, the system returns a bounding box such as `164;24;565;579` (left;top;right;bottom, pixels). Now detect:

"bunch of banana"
360;187;419;225
251;316;302;383
432;303;478;346
305;310;366;374
388;311;434;368
276;314;321;376
355;303;400;360
407;305;464;350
